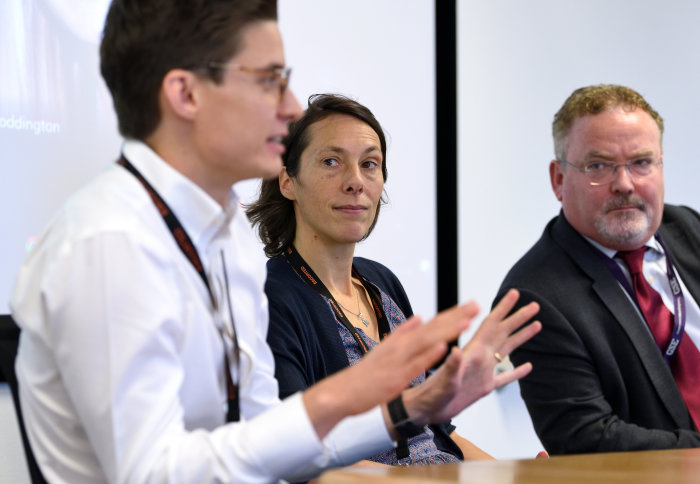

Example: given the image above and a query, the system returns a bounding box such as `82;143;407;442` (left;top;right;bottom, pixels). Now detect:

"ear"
279;167;296;200
160;69;199;121
549;160;564;201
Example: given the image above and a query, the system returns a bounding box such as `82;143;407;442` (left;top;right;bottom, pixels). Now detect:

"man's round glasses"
559;159;663;186
207;61;291;103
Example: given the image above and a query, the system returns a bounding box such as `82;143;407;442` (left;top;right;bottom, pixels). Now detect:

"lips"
335;205;367;215
603;197;646;214
267;134;287;155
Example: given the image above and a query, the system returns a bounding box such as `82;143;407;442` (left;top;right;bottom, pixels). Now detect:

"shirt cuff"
322;404;394;466
241;392;324;479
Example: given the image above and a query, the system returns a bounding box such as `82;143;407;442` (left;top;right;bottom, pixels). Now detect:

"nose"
344;164;364;193
279;87;303;121
609;163;634;193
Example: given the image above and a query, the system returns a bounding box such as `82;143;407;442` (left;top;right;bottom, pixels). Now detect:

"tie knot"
617;246;647;275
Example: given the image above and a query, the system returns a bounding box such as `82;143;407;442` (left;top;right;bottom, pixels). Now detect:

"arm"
304;305;474;439
449;432;494;460
16;231;332;483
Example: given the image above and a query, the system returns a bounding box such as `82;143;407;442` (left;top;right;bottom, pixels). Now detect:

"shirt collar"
121;139;240;248
583;234;663;259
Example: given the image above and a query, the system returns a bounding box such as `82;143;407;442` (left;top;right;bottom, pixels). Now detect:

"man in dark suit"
498;84;700;454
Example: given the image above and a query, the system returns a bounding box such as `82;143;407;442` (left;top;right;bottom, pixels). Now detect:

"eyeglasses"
207;61;292;103
559;159;663;186
209;251;253;390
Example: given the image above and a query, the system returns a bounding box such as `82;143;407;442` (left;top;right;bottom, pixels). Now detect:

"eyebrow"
323;145;381;157
583;149;656;161
262;62;286;70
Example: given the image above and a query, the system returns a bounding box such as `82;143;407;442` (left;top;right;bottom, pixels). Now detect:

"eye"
259;73;281;90
322;158;339;167
631;158;652;167
362;159;380;169
584;161;609;173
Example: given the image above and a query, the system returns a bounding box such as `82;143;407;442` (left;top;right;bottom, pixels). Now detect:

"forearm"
449;431;494;460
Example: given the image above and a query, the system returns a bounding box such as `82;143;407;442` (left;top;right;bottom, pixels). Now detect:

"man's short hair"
552;84;664;162
100;0;277;140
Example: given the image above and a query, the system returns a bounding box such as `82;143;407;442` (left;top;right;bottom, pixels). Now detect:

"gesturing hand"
402;289;541;426
304;302;478;439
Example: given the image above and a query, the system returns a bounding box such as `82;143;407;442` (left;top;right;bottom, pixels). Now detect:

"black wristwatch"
387;394;425;440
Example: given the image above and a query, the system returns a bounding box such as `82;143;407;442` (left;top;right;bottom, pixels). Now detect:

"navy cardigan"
265;254;463;460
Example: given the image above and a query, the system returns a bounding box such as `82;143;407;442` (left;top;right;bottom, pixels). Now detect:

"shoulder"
353;257;397;281
265;256;312;308
661;204;700;232
265;255;297;285
16;167;171;287
264;255;329;327
499;215;568;289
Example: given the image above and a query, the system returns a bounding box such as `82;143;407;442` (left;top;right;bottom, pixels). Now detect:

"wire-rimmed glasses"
559;158;663;186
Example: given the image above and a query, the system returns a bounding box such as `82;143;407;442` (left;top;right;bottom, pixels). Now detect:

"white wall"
456;0;700;458
1;0;437;324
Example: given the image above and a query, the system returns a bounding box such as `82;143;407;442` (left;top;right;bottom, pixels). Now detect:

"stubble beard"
594;195;653;247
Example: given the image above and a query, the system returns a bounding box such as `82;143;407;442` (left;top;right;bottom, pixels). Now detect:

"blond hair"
552;84;664;162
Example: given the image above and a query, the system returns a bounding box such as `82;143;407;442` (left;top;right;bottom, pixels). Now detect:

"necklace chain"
336;285;371;327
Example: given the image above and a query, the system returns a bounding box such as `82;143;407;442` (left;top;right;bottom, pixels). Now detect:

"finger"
439;344;463;376
498;320;542;357
403;341;450;380
398;305;475;373
497;301;540;335
486;289;521;322
422;302;478;341
493;362;533;388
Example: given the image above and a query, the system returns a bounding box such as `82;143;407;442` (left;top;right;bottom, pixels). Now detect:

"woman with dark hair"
247;94;526;465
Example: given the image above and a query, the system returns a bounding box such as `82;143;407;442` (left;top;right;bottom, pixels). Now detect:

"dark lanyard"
117;155;240;422
283;245;413;459
597;232;687;364
284;245;415;459
282;245;391;353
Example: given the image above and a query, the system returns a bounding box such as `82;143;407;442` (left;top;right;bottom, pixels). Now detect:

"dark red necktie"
618;247;700;428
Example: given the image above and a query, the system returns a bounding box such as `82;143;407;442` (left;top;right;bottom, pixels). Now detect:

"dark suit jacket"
498;204;700;454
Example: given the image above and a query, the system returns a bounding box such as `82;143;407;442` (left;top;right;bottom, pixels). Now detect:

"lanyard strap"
117;155;240;422
597;232;687;364
283;244;414;459
282;245;391;354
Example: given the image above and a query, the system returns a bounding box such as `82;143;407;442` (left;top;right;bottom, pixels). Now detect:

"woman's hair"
246;93;388;257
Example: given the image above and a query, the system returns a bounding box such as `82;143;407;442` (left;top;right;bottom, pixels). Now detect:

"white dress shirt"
11;140;392;484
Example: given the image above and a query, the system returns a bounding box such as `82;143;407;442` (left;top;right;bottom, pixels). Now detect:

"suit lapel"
551;213;691;428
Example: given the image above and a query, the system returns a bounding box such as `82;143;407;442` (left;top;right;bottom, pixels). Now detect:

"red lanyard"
118;156;240;422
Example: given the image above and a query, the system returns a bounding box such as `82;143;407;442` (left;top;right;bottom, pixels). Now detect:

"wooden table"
318;448;700;483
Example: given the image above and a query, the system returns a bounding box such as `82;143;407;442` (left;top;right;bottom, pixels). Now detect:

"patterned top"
328;289;461;465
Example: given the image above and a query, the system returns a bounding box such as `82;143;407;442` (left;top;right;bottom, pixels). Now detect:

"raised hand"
303;302;479;439
402;289;541;426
